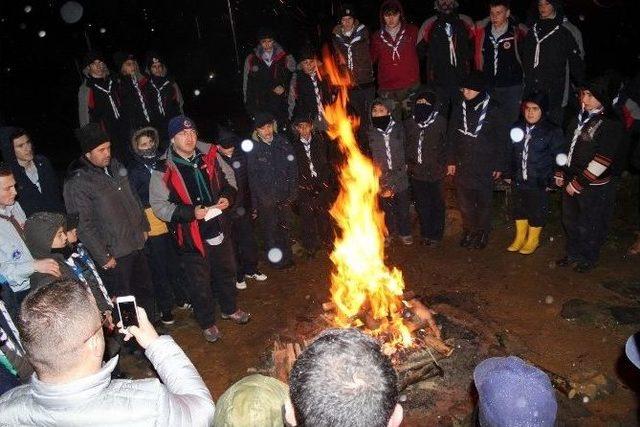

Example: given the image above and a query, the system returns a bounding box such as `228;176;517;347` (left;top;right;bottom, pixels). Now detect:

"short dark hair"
289;328;399;427
0;162;12;177
489;0;511;8
381;4;401;16
9;128;28;144
19;279;102;377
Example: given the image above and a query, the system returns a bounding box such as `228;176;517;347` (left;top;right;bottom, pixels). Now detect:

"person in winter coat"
290;113;334;257
113;51;152;163
243;28;297;129
128;126;186;325
149;116;250;344
23;212;113;316
216;129;267;290
0;164;60;318
0;280;215;426
367;98;412;245
474;0;527;124
504;92;564;255
0;127;64;217
144;51;184;148
555;76;624;272
404;90;448;246
447;71;508;249
288;46;332;132
77;51;126;163
370;0;420;119
332;4;375;123
63;123;156;322
520;0;585;126
418;0;475;114
247;112;298;268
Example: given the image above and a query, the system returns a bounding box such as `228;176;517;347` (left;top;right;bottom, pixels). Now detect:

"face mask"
371;115;391;130
138;147;157;159
414;103;434;122
51;245;74;259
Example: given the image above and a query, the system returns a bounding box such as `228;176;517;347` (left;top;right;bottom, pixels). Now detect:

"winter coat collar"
253;42;287;65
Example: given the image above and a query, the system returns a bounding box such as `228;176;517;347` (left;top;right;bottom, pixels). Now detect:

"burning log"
404;298;441;339
398;363;443;390
272;341;305;383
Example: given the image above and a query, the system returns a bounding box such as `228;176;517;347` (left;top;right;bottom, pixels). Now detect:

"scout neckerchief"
337;24;365;70
150;79;170;116
567;107;604;166
458;95;490;138
444;22;457;67
521;124;535;180
375;118;396;169
65;244;114;308
488;25;514;76
301;136;318;178
532;22;560;68
310;72;325;122
380;27;406;61
131;75;151;123
92;78;120;119
415;110;439;164
0;301;23;357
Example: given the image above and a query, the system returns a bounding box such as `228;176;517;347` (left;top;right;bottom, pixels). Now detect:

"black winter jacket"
404;114;448;182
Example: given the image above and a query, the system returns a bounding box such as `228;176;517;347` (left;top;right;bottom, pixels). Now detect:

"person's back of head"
19;279;104;382
214;374;289;427
288;328;402;427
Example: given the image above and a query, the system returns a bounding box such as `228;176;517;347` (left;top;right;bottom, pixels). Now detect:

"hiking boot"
221;309;251;324
203;325;221;343
245;270;268;281
459;231;474;248
236;280;247;290
473;231;488;249
161;311;175;325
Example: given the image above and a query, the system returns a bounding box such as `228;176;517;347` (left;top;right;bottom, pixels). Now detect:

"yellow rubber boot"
507;220;529;252
519;226;542;255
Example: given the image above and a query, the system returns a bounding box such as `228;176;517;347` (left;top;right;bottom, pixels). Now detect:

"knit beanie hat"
415;90;438;105
252;112;276;129
217;128;241;149
257;27;275;41
75;123;110;154
461;71;487;92
474;356;557;427
339;3;356;19
582;75;613;108
113;51;136;72
82;51;106;70
213;375;289;427
522;91;549;114
145;51;165;72
24;212;66;259
168;115;196;140
297;44;317;62
292;110;314;126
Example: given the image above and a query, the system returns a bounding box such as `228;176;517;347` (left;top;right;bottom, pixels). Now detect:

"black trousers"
380;189;411;237
100;249;156;322
231;214;260;281
297;188;332;252
259;203;294;267
512;186;549;227
411;178;445;241
180;238;237;329
144;234;176;314
562;182;616;265
456;185;493;233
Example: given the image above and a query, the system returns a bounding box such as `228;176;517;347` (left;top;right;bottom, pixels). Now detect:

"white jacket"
0;336;215;426
0;203;33;292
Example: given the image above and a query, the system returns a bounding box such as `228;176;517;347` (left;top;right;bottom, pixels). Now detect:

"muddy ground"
128;177;640;426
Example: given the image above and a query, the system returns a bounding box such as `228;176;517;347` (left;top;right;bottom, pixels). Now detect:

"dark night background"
0;0;638;169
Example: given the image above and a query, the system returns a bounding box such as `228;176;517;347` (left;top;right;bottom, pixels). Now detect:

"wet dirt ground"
134;180;640;426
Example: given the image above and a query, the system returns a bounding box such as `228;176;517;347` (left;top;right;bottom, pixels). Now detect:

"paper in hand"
204;207;223;222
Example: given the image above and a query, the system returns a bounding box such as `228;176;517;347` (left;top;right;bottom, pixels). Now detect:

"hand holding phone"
116;295;139;328
116;303;159;349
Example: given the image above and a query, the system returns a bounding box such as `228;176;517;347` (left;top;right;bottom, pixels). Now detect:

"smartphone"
116;295;139;329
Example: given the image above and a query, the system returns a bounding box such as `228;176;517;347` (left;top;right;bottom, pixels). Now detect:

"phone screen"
118;301;139;328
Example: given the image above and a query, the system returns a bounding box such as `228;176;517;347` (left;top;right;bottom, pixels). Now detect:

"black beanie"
339;3;356;19
256;27;275;41
461;71;486;92
113;51;136;72
75;123;110;154
252;112;276;129
217;128;241;149
292;110;314;126
583;76;612;108
24;212;66;259
415;90;438;105
298;44;318;62
145;50;165;71
82;51;106;69
522;91;549;114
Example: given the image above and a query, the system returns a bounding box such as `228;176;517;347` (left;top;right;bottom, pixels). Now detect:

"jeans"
180;238;238;329
381;189;411;237
411;178;445;240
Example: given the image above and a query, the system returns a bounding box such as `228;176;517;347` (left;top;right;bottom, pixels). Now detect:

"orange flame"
321;46;412;351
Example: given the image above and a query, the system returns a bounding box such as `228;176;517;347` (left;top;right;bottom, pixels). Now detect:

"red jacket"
370;0;419;91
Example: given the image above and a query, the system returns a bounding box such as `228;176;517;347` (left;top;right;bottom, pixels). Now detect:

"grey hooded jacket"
0;336;215;426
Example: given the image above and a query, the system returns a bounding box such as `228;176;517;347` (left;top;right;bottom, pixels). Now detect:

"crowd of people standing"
1;0;640;424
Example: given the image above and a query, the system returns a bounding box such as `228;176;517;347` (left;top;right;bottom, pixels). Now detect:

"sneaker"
399;235;414;246
161;311;175;325
236;280;247;290
221;309;251;324
245;270;268;281
203;325;221;343
176;302;192;310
